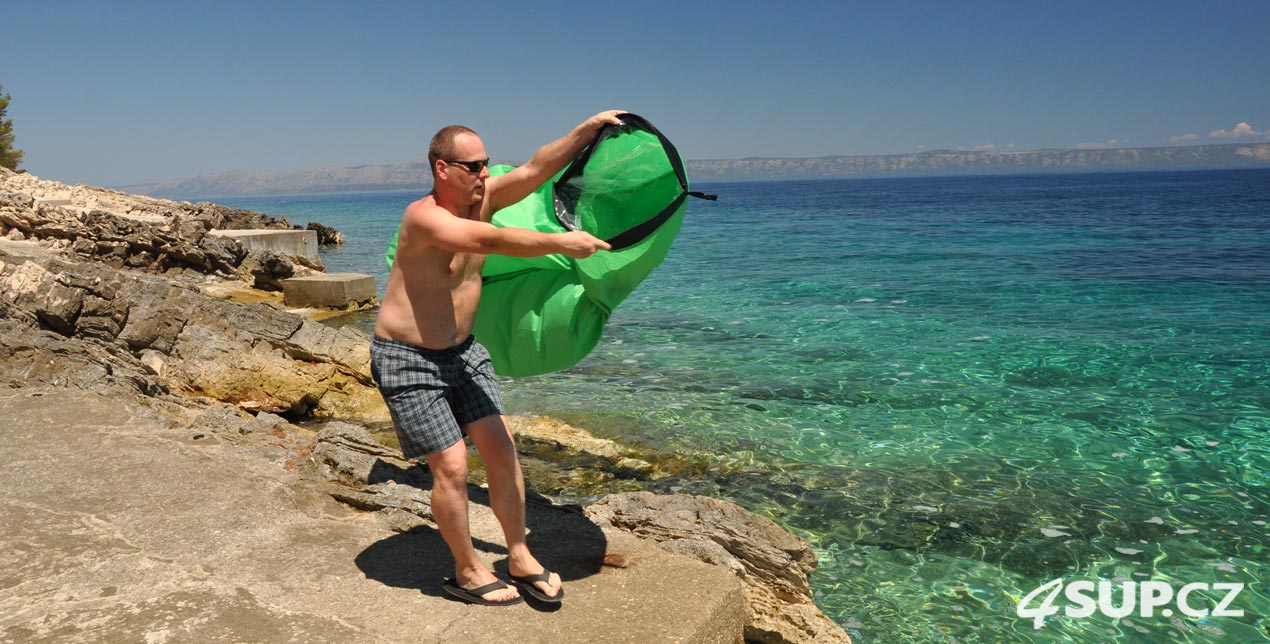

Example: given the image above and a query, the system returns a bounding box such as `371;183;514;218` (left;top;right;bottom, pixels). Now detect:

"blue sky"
4;1;1268;186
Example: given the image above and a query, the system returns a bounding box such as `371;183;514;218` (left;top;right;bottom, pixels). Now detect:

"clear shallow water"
220;169;1270;643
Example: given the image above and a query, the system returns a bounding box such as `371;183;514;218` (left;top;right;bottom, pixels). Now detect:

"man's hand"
585;110;627;132
486;111;629;215
557;231;612;258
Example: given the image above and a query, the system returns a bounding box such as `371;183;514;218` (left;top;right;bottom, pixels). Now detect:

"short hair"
428;125;478;176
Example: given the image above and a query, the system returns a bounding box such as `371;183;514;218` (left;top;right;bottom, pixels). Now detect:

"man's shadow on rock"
354;457;607;608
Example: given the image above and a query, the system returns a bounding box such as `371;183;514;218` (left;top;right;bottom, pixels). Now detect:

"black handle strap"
605;191;688;251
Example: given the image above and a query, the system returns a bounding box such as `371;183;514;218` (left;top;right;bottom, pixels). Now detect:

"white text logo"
1017;578;1245;629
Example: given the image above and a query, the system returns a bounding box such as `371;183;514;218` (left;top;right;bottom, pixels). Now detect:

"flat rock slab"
283;272;376;308
0;239;57;259
209;229;319;262
109;211;169;224
33;199;167;223
0;388;744;644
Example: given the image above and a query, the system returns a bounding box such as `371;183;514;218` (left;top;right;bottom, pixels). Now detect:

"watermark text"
1017;578;1244;628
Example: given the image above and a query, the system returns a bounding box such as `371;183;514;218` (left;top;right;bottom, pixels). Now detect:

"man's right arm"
407;204;610;259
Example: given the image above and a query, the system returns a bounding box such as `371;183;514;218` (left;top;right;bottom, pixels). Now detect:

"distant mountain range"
121;143;1270;199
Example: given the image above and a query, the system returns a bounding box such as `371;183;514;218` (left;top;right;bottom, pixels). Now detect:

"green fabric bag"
386;114;702;377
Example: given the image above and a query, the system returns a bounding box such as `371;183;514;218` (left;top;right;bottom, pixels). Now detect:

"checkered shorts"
370;335;504;459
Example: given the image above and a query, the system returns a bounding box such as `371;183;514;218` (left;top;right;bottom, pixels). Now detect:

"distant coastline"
120;142;1270;199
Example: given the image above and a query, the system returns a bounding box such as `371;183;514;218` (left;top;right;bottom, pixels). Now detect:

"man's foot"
442;578;523;606
509;569;565;603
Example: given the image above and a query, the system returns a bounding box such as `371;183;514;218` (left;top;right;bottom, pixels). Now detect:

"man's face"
443;133;491;204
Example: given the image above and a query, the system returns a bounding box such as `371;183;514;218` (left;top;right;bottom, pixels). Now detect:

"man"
371;111;622;606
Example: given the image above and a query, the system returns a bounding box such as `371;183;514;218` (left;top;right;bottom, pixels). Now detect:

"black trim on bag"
553;113;708;249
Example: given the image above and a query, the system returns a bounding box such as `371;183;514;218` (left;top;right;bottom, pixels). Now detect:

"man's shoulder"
402;196;453;228
405;194;442;216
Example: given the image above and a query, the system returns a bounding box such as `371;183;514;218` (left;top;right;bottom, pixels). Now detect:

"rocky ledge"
0;168;849;644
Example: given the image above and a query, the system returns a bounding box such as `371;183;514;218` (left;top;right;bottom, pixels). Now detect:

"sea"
219;168;1270;644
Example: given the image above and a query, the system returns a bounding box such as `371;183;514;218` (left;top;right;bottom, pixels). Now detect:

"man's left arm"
484;110;625;217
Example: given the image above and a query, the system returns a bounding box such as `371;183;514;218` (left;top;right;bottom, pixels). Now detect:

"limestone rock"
306;221;344;246
509;415;656;476
303;422;420;487
241;248;295;291
299;421;434;529
1;247;387;422
209;205;293;230
0;318;163;397
0;168;294;276
248;412;289;435
139;349;167;378
0;259;85;335
587;492;851;644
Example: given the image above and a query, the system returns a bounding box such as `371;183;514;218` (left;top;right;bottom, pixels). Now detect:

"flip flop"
442;578;524;606
509;570;565;603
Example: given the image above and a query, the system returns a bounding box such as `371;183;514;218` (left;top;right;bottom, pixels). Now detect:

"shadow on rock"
367;457;431;488
354;486;607;601
354;525;458;599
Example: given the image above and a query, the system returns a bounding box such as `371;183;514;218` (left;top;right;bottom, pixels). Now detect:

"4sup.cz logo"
1017;578;1245;628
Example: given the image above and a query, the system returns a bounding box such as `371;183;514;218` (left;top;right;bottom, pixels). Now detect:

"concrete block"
209;229;319;262
282;273;376;308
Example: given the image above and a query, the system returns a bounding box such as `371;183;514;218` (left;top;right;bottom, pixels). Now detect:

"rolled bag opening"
387;114;699;377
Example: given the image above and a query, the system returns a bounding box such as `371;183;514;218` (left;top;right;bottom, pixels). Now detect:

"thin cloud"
1209;122;1266;138
1170;133;1200;144
958;144;998;152
1076;139;1120;150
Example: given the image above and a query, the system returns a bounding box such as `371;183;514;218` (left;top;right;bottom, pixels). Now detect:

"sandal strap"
515;570;553;584
465;579;509;597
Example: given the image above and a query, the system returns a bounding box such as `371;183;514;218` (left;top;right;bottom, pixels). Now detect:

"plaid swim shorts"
370;335;505;459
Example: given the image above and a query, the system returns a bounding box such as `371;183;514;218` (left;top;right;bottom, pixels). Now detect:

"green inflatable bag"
386;114;710;377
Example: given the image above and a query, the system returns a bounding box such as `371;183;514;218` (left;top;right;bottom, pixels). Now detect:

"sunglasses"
444;158;490;173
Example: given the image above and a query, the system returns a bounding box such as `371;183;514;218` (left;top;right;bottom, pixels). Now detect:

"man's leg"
423;437;520;602
465;414;562;599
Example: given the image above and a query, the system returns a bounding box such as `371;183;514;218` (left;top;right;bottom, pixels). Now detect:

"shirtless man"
371;111;621;606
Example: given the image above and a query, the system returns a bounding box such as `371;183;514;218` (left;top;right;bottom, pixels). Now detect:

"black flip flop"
442;578;524;606
509;570;565;603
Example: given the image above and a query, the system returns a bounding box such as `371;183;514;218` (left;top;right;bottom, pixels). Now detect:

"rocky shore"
0;167;850;644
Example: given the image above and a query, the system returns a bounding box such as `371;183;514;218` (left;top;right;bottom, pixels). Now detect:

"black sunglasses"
444;158;490;173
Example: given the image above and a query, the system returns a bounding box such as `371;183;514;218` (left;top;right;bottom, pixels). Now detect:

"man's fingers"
584;232;612;252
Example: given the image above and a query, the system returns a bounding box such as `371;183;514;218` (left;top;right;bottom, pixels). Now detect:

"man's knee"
425;442;469;484
467;416;518;467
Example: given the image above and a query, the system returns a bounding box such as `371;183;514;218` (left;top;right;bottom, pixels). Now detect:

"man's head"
429;125;490;205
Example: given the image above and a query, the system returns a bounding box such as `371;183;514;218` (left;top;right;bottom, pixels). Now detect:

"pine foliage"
0;84;25;171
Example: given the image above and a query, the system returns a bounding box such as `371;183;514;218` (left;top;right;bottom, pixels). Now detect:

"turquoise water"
220;169;1270;643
